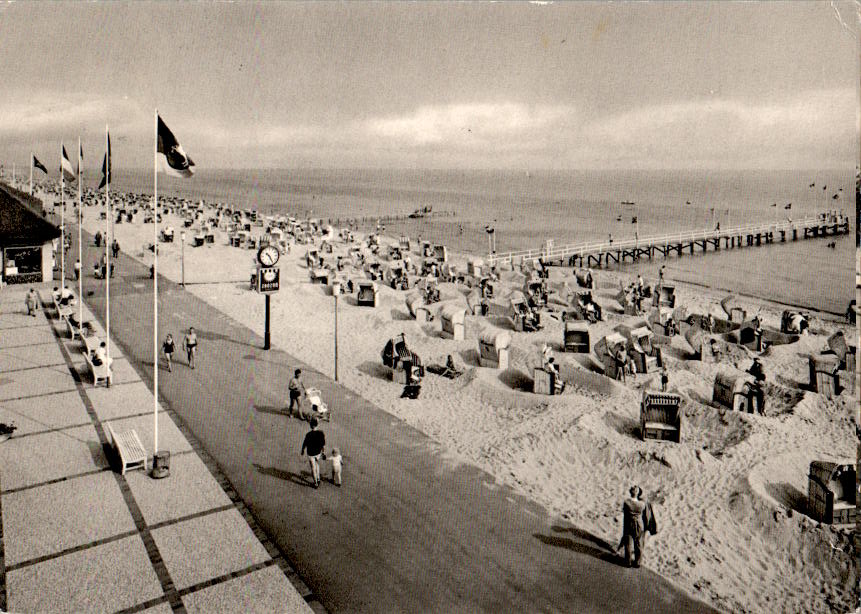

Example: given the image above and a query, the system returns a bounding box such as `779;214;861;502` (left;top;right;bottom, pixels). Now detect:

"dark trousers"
288;390;301;414
624;532;643;567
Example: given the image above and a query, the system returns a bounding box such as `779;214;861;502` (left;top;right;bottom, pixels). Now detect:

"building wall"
41;242;53;283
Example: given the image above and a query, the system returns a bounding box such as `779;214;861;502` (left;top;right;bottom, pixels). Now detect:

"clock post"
264;294;271;350
255;245;281;351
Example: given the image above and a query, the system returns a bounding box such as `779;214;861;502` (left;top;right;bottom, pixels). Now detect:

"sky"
0;1;858;170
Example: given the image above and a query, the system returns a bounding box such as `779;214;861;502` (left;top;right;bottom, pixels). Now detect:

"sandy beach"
71;192;857;614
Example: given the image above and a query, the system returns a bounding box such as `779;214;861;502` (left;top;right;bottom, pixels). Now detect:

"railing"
487;214;844;265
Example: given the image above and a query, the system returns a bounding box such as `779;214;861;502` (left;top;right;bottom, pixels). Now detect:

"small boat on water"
409;205;433;219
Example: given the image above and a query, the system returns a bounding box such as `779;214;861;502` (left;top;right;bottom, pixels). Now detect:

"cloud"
364;103;576;146
0;92;148;137
581;88;857;168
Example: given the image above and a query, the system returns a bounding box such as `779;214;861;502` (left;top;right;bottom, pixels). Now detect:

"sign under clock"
256;266;280;293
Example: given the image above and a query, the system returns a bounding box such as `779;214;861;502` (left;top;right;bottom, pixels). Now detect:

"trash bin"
151;451;171;479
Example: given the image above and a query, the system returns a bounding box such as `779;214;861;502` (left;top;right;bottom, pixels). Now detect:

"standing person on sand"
184;326;198;369
300;417;326;488
288;369;307;418
618;486;646;567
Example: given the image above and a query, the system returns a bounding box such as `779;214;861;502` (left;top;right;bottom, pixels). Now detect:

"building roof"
0;183;60;247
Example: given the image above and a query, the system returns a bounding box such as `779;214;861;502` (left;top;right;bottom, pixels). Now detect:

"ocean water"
107;168;856;314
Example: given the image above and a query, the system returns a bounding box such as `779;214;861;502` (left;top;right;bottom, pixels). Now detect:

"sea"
105;168;857;315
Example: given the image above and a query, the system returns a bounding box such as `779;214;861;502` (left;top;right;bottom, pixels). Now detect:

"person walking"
111;239;120;260
162;333;176;372
25;288;38;317
660;366;669;392
73;259;81;281
300;417;326;488
184;326;198;369
288;369;306;418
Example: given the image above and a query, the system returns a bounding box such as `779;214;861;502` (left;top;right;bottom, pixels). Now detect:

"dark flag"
78;143;84;176
98;132;111;190
33;156;48;174
157;115;194;178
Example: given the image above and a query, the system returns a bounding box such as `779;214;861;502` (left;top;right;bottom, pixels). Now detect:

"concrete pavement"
0;282;317;613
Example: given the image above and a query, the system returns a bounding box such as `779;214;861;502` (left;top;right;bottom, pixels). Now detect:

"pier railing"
486;214;841;265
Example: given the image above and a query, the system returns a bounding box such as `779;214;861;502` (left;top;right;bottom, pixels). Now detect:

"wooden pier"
486;212;851;268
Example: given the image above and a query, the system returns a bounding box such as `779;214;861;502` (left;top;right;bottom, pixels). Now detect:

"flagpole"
29;153;33;195
105;126;111;359
60;145;65;287
153;109;159;455
78;137;83;327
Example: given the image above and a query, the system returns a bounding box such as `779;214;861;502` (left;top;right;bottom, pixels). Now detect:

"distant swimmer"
827;241;836;249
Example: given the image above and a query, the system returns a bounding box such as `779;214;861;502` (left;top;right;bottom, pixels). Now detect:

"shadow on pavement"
253;463;315;488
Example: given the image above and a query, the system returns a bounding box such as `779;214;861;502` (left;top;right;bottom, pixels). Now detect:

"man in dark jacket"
300;417;326;488
618;486;647;567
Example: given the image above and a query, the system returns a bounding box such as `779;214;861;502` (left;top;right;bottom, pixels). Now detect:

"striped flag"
157;115;194;178
33;156;48;174
61;145;76;181
98;132;111;190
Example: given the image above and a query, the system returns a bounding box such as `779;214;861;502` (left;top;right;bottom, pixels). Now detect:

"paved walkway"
0;283;316;613
74;226;718;613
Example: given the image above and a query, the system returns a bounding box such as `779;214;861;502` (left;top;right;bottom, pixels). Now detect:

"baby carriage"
305;387;331;421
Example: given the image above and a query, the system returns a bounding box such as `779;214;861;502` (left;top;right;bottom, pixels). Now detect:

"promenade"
71;226;719;613
0;283;316;613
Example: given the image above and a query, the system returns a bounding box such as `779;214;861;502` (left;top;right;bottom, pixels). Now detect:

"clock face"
258;245;280;266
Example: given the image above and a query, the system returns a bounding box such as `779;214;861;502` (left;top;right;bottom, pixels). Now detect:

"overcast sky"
0;2;857;170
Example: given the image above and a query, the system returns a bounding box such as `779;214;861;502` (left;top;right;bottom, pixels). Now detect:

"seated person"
747;357;765;383
92;342;113;369
440;355;461;379
546;357;564;393
59;286;75;306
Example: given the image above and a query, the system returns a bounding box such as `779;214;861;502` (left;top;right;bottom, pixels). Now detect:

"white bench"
107;424;147;475
82;334;102;357
84;352;112;387
65;316;86;340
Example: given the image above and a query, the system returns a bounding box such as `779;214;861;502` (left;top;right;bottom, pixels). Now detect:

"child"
660;366;669;392
329;448;343;486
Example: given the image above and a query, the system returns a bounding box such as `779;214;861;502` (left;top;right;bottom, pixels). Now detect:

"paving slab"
88;380;166;422
150;508;272;591
2;471;135;565
182;563;313;614
0;364;77;401
103;412;193;458
0;389;91;436
134;602;174;614
0;312;50;330
126;451;233;526
0;325;61;349
0;424;108;492
5;534;164;614
0;340;66;372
